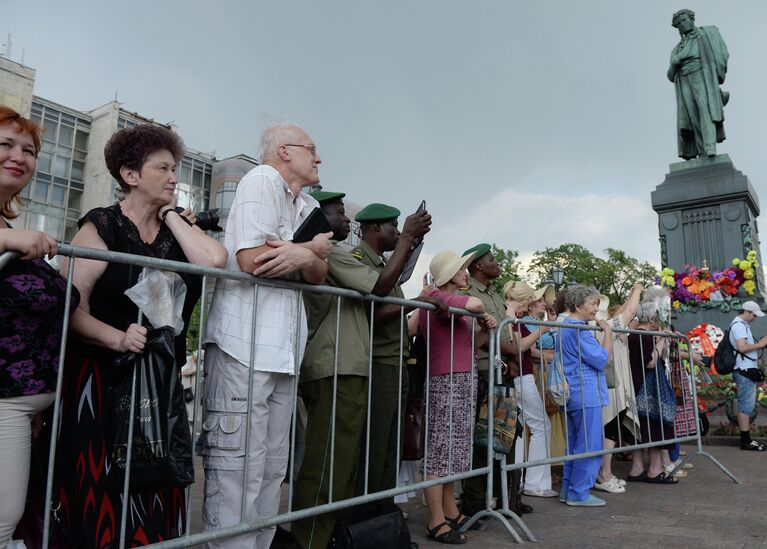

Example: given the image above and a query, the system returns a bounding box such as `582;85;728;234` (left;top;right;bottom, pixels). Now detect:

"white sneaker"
523;489;559;498
593;478;626;494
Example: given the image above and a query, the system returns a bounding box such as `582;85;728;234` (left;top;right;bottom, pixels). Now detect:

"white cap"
741;300;765;318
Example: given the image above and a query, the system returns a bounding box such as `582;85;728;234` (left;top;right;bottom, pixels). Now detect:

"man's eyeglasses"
283;143;318;157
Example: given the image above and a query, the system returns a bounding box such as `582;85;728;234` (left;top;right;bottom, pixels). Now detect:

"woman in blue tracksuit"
558;284;613;506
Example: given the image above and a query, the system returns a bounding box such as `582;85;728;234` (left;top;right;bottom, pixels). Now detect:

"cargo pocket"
201;474;221;529
202;413;246;470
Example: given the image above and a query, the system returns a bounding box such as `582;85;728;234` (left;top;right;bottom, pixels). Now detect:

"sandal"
426;522;467;545
645;472;678;484
626;471;647;482
445;514;472;530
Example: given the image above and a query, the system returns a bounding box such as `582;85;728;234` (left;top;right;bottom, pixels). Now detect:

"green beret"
309;191;345;205
463;243;492;262
355;203;401;223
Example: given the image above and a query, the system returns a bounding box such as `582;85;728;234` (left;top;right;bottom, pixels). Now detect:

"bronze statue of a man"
667;9;729;159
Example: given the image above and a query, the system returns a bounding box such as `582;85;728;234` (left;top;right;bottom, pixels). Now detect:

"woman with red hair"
0;106;80;545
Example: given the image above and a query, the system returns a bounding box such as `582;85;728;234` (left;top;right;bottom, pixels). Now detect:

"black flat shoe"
645;472;678;484
626;471;647;482
520;503;533;514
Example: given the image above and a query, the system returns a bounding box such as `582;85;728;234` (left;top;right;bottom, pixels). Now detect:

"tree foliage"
527;243;657;305
490;244;520;294
187;299;202;354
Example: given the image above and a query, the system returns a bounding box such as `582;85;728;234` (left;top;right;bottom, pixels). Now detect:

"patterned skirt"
53;344;186;548
425;372;475;477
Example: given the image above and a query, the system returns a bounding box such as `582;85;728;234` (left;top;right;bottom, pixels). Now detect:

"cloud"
402;189;659;297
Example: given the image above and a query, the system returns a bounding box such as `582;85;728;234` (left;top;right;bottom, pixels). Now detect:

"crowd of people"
0;108;763;549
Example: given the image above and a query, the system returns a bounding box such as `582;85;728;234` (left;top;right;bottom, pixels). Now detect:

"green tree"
528;243;657;305
602;248;658;304
528;243;603;289
489;244;520;294
187;299;202;354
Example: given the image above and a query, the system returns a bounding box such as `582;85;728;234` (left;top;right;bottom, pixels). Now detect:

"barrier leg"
665;436;741;484
493;454;537;543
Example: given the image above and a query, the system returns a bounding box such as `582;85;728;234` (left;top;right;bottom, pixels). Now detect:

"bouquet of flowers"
657;250;759;312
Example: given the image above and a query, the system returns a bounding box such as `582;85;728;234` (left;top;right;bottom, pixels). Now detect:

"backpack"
714;322;748;375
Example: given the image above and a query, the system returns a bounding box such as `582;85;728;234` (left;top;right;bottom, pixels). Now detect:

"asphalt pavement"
186;444;766;548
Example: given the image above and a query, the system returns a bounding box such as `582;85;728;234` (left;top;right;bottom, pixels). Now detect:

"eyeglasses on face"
283;143;318;157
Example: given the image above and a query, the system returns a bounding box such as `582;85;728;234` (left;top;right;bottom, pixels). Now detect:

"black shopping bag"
110;327;194;489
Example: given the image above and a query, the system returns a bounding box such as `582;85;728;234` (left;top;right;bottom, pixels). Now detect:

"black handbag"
109;327;194;489
330;504;412;549
402;397;425;461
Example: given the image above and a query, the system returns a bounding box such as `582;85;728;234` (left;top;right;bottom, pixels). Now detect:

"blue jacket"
558;318;609;411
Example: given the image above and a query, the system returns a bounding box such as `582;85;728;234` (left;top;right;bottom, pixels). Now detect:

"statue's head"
672;9;696;33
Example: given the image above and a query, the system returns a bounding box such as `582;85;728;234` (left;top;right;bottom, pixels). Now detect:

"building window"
215;181;238;215
24;100;91;242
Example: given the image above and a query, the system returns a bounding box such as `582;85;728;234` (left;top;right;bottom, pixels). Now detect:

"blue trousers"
563;406;603;502
669;442;680;462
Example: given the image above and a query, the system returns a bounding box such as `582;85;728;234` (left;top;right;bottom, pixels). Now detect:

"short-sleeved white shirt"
730;317;758;371
204;164;319;373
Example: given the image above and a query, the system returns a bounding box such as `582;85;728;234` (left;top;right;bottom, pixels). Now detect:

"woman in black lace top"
54;124;226;547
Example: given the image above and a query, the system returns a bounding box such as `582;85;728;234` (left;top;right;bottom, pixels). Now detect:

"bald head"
257;123;322;189
258;124;305;164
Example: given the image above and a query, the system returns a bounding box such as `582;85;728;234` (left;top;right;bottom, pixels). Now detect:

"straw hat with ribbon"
536;284;556;308
429;250;477;287
504;280;554;305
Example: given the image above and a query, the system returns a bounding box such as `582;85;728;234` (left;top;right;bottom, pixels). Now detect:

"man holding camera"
730;301;767;451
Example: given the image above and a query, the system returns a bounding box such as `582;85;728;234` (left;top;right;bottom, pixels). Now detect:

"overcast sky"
5;1;767;296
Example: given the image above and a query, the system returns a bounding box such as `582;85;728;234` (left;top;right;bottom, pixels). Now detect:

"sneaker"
741;440;767;451
594;478;625;494
523;489;559;498
566;495;606;507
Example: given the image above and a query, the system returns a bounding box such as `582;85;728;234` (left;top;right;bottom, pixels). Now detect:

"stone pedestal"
651;154;766;334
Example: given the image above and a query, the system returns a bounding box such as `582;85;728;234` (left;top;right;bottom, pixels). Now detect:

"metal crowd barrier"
1;245;498;549
2;242;744;548
487;316;740;542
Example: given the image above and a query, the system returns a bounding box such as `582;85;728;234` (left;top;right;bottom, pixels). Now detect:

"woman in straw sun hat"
503;281;558;498
408;250;496;544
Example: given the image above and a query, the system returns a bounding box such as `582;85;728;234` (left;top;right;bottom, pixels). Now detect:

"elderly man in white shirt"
202;124;332;549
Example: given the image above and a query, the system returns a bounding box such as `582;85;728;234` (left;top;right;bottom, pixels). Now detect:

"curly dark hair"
104;124;184;191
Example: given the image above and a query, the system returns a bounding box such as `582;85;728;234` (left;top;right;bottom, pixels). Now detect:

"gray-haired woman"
626;303;678;484
558;285;612;506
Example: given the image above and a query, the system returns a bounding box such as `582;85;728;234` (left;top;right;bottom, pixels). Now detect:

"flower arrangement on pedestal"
657;251;759;313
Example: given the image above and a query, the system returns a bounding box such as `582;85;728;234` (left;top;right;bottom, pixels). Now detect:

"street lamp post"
551;265;565;291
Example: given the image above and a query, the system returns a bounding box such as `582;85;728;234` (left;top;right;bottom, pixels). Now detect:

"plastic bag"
124;268;187;335
546;350;570;406
110;327;194;489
